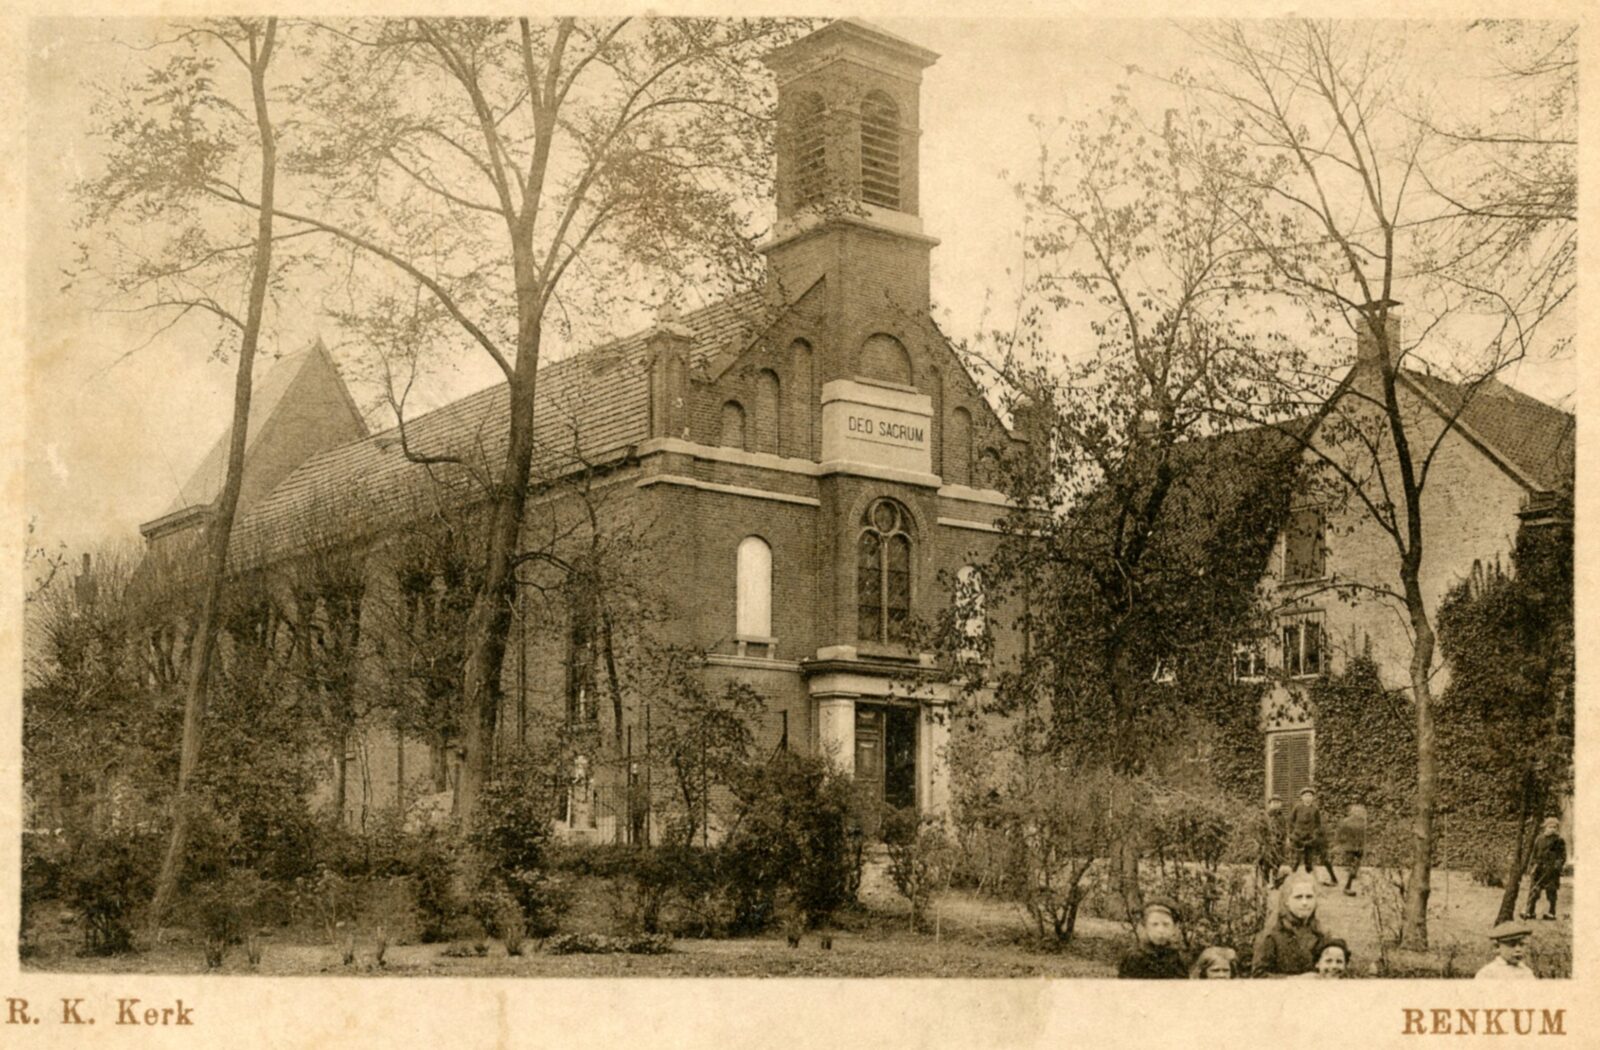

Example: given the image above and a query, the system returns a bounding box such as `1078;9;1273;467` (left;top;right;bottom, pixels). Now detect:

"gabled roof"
227;289;770;566
1399;368;1574;493
151;341;368;524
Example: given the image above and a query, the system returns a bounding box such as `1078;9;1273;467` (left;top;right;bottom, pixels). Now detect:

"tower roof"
763;19;939;78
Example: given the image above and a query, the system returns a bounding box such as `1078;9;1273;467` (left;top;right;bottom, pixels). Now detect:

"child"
1251;873;1326;977
1118;898;1188;979
1474;921;1537;980
1522;817;1566;921
1304;938;1350;978
1256;797;1288;889
1334;803;1367;896
1189;945;1238;979
1288;787;1337;885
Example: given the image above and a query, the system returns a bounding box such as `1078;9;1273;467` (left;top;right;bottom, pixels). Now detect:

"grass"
21;864;1570;979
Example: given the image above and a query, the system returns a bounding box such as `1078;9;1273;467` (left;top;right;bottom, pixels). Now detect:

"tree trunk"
1496;775;1540;924
1400;572;1437;949
453;283;543;822
333;747;348;824
147;19;279;931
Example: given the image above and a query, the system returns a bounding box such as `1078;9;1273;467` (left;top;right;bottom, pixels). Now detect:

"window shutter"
1270;731;1314;801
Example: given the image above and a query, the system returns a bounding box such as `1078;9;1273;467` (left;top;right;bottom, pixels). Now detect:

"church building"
139;20;1028;838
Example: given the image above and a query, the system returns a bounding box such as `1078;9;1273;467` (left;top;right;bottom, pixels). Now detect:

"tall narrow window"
566;589;598;724
947;407;973;486
794;92;827;210
1283;507;1327;581
858;498;913;644
753;370;781;454
719;400;747;450
1268;729;1314;802
735;536;773;640
859;91;901;210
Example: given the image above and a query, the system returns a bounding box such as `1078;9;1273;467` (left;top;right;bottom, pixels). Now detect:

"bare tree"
73;17;290;931
1174;19;1573;947
219;17;811;819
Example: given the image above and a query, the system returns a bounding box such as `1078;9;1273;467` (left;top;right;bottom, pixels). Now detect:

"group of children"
1256;788;1364;895
1115;874;1353;979
1116;803;1569;981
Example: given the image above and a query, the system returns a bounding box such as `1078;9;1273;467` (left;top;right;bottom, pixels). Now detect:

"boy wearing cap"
1288;787;1337;885
1522;817;1566;921
1117;898;1188;979
1474;921;1537;980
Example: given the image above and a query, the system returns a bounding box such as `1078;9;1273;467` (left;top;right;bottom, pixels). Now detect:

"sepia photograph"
16;7;1578;1010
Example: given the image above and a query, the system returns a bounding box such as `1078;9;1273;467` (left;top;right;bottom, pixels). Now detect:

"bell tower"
760;20;940;383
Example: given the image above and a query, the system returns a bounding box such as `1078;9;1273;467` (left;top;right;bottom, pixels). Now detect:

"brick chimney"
1356;300;1402;369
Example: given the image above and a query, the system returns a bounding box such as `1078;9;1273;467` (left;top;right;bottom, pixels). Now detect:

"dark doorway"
854;704;918;837
883;706;917;812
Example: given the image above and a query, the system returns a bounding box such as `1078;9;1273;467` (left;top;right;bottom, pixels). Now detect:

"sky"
22;15;1578;556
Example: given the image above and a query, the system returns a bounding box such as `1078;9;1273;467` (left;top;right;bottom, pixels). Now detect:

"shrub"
883;808;955;932
722;752;858;932
62;828;159;955
411;833;468;943
182;867;267;969
544;932;672;955
469;747;562;935
20;830;70;956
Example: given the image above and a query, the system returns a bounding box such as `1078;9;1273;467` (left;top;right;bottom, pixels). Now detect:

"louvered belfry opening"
859;91;902;210
794;92;828;209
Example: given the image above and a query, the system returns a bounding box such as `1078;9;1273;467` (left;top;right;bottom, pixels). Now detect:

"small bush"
182;867;267;969
411;834;468;943
883;808;955;932
469;748;562;936
62;828;159;955
544;932;672;956
722;752;859;932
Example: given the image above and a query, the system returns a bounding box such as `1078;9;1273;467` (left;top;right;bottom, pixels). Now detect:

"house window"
719;400;747;450
858;498;913;644
1282;617;1326;678
859;91;901;210
1283;507;1326;582
1267;729;1314;803
1233;643;1266;682
794;92;827;209
735;536;773;649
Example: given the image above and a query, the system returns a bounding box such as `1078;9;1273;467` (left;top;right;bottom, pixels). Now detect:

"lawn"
22;864;1570;979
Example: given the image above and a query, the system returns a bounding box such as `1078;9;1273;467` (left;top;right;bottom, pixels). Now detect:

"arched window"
720;400;747;450
947;407;973;486
753;370;781;454
858;498;913;644
795;92;827;210
860;91;901;210
790;339;814;457
859;333;913;386
736;536;773;640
